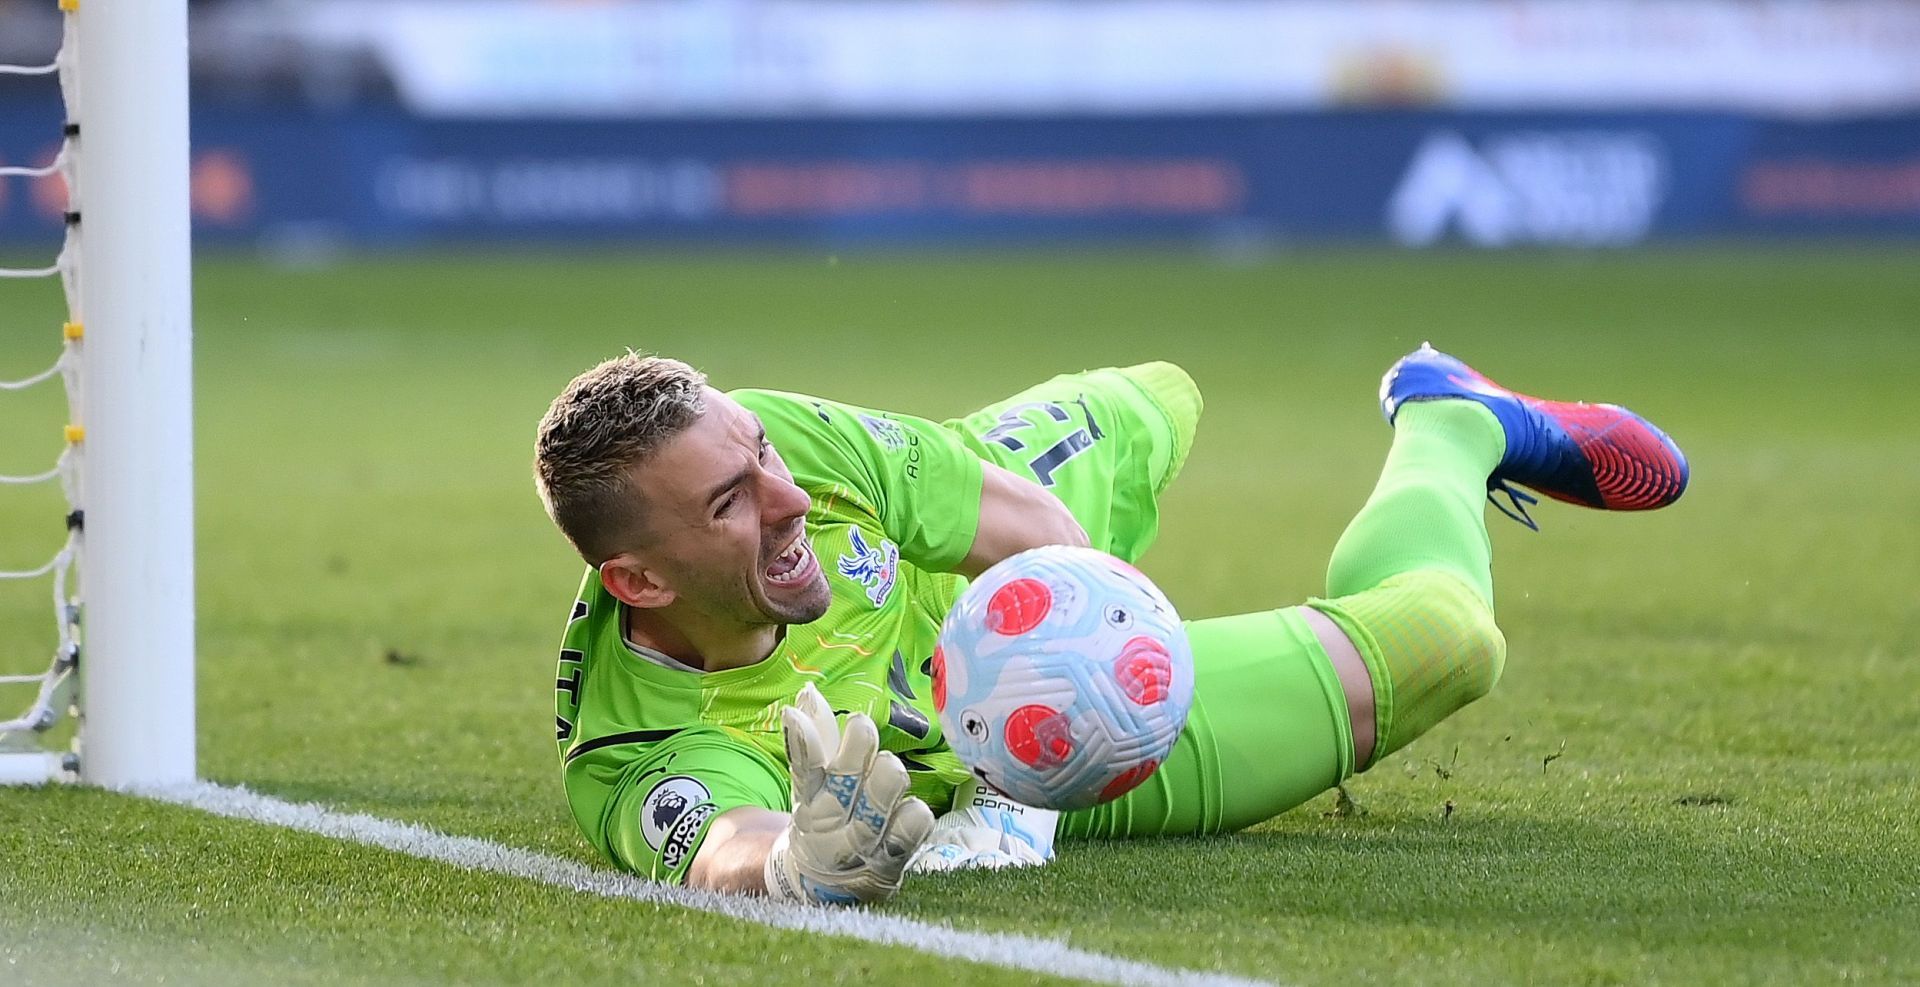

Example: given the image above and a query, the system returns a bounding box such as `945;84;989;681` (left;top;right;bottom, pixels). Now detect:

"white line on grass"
137;782;1275;987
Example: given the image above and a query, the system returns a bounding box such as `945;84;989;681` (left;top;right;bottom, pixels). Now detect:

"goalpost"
0;0;194;788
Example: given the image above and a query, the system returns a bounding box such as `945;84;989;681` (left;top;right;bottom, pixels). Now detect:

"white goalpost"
0;0;194;787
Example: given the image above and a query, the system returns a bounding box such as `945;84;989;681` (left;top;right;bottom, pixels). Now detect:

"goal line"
141;780;1276;987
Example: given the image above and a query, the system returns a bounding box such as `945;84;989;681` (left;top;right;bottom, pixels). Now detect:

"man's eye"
758;440;772;462
715;494;739;518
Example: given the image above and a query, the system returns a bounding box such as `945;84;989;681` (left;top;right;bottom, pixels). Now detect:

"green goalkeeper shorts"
941;363;1354;838
939;360;1200;565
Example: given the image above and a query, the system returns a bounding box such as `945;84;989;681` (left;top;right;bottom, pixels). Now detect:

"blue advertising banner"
1;108;1916;246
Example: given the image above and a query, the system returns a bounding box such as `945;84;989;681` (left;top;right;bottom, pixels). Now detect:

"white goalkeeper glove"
907;775;1057;873
764;683;935;905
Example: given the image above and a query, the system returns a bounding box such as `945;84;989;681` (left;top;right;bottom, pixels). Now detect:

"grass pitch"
1;247;1916;985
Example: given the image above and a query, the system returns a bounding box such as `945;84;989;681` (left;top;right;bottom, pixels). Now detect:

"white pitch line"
136;781;1275;987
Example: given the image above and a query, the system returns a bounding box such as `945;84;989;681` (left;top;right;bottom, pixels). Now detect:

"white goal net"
0;0;84;784
1;0;195;788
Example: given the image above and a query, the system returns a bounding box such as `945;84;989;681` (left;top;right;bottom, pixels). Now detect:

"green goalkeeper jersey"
554;363;1201;882
555;389;985;883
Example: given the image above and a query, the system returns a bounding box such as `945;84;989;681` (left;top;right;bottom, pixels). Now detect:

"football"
932;545;1195;810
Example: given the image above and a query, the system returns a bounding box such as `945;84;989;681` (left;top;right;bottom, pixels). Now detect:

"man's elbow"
1006;490;1089;558
1052;509;1091;550
1017;471;1088;551
960;463;1095;576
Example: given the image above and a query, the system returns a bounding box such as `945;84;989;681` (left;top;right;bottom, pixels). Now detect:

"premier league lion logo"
640;775;712;851
651;789;690;831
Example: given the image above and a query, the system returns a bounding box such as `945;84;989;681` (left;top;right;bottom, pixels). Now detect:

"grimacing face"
624;389;831;629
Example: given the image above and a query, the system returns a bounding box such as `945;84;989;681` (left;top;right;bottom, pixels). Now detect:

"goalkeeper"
534;345;1688;903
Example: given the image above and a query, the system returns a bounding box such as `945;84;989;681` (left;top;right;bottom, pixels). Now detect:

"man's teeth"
767;537;811;583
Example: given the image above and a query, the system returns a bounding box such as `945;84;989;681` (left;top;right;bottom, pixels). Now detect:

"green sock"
1325;400;1503;605
1313;400;1509;765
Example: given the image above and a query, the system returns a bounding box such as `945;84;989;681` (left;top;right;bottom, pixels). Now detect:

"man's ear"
600;553;676;609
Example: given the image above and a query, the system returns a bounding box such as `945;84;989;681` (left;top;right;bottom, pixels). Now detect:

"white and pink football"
932;545;1194;811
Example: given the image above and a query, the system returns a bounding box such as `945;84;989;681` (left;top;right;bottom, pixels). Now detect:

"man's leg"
1062;344;1687;838
1061;399;1507;836
941;362;1202;565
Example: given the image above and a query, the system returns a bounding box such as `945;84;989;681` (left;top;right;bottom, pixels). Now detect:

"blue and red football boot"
1379;343;1689;529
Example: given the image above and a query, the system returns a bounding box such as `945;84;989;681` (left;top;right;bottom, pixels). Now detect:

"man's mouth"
764;531;816;588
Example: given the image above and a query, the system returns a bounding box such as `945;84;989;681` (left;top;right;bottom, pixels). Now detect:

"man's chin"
762;574;832;626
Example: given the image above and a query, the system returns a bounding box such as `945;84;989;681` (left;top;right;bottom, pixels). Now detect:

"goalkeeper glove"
764;683;935;905
907;775;1057;873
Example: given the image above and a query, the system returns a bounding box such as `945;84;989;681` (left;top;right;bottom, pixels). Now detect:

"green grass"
3;246;1917;985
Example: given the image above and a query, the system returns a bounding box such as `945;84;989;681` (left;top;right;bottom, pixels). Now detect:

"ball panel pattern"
1004;704;1074;767
986;577;1053;636
1099;758;1159;802
930;646;948;713
1114;636;1173;705
935;545;1194;810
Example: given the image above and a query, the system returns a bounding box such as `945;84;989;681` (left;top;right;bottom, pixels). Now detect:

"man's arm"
956;460;1091;578
686;806;786;893
736;389;1098;576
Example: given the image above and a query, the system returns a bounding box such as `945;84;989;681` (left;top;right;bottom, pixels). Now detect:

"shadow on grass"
893;808;1917;980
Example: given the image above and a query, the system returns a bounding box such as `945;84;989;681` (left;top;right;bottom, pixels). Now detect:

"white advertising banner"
242;0;1920;117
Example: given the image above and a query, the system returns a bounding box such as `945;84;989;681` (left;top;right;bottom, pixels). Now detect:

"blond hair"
534;353;708;564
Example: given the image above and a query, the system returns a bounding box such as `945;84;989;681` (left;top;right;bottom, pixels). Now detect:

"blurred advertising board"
205;0;1920;117
1;110;1916;246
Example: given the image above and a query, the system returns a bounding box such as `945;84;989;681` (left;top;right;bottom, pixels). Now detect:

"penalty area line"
135;781;1275;987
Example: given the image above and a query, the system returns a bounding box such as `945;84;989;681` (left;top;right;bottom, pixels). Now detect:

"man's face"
625;389;831;629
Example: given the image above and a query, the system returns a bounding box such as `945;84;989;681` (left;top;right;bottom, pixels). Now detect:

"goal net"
0;0;194;788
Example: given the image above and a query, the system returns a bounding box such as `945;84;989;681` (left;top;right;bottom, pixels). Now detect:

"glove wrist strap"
763;830;806;904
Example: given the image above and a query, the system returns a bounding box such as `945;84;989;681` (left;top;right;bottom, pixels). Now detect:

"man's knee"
1321;568;1507;764
1109;361;1203;494
1445;578;1506;707
1398;568;1507;711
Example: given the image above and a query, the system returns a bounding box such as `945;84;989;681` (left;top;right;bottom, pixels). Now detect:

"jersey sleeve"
566;726;789;883
733;389;984;573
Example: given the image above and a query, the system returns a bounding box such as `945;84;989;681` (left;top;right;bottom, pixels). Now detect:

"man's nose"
760;471;809;524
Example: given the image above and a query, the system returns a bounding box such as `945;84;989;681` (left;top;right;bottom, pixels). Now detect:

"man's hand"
764;684;935;905
908;776;1058;873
